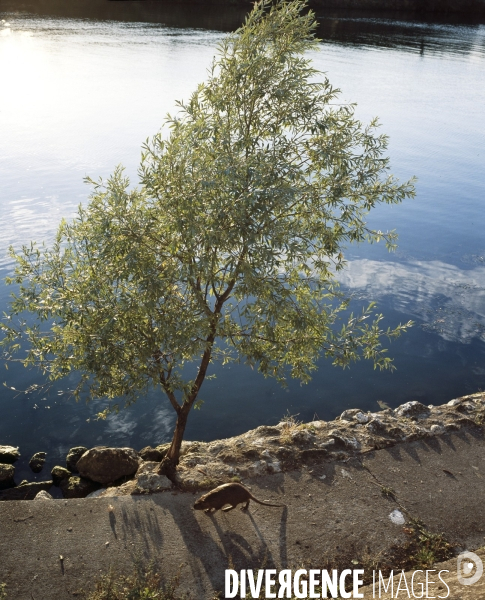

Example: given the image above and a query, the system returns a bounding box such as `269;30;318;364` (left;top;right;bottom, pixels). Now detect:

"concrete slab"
0;430;484;599
362;429;485;549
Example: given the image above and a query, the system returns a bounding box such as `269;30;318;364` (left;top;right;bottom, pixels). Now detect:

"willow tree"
1;0;414;479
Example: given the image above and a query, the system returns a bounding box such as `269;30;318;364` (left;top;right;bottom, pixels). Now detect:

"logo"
457;551;483;586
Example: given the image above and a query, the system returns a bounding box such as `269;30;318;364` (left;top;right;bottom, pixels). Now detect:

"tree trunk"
157;311;222;483
158;401;192;482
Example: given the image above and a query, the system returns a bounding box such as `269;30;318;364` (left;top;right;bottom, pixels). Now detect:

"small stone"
51;466;71;486
0;481;53;501
389;509;405;525
0;464;15;490
29;452;46;474
253;425;281;436
0;445;20;464
207;443;224;455
138;444;169;462
34;490;53;501
366;418;387;435
395;401;430;419
85;488;107;498
135;466;172;493
340;409;360;421
66;446;88;472
290;430;314;444
248;461;265;475
266;461;282;473
328;432;358;450
355;412;369;424
179;441;195;457
60;476;100;499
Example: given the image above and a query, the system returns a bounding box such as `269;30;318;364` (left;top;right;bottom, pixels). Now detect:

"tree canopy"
1;0;414;477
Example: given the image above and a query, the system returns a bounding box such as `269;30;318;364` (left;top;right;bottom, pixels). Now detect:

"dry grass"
83;563;189;600
279;412;303;445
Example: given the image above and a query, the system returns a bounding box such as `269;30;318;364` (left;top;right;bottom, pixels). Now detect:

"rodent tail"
250;495;286;508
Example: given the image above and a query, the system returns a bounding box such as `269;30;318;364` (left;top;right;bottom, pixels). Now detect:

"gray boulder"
0;464;15;489
29;452;46;473
0;445;20;464
51;465;71;486
0;481;52;501
66;446;88;472
76;446;140;484
59;476;100;499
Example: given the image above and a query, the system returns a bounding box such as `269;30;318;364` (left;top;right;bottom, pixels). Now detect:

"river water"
0;0;484;481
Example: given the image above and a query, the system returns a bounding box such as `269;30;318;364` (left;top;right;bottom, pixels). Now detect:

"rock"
248;460;266;476
453;402;475;414
34;490;53;501
0;445;20;464
0;464;15;490
180;441;196;456
0;481;52;501
134;462;172;493
389;509;406;525
340;409;360;421
355;411;369;424
76;446;140;485
327;432;360;451
29;452;46;473
85;488;107;498
290;430;315;444
138;444;169;462
319;439;337;451
266;460;282;473
66;446;88;472
59;476;100;499
98;480;137;497
207;442;225;455
366;418;388;435
395;401;430;419
252;425;281;436
51;466;71;486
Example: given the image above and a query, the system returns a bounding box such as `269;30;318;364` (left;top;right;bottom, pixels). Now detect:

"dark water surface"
1;0;484;481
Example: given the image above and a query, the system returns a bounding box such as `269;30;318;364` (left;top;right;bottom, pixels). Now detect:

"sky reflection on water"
0;2;484;477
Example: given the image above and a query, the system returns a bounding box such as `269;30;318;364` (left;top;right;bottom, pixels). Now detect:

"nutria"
193;482;285;513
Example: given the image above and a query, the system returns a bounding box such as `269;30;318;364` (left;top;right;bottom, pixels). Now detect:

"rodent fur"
194;482;285;513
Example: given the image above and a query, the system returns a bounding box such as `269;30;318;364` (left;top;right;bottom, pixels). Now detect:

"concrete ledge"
0;427;484;598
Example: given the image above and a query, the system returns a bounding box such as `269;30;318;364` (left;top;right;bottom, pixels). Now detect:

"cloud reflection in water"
338;259;485;344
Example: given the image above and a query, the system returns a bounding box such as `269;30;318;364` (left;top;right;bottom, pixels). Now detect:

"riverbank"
0;393;484;598
105;0;485;16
